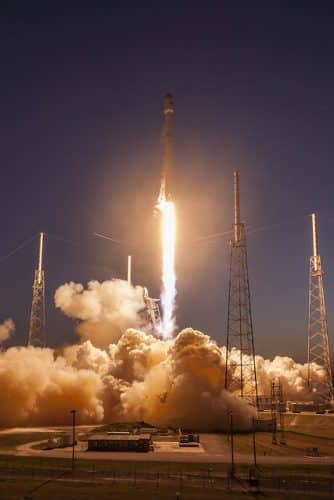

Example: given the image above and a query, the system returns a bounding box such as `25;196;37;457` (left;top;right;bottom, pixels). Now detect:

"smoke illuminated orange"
157;194;176;338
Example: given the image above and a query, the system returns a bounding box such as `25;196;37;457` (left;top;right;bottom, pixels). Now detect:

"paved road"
200;433;230;454
0;427;331;466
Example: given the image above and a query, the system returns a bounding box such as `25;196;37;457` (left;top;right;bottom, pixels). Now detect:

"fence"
1;464;334;496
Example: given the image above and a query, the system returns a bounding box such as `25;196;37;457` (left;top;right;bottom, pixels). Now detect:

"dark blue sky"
1;4;334;361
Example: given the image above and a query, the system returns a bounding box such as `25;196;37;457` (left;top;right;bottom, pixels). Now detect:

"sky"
0;3;334;361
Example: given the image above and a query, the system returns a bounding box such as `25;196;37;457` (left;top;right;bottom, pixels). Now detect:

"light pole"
229;411;235;478
70;409;76;478
252;417;257;469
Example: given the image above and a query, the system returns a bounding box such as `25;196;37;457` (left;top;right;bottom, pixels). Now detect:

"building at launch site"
87;433;152;452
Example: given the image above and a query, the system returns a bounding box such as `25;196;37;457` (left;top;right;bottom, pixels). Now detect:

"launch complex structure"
307;213;333;401
224;172;258;406
223;173;333;407
24;95;333;406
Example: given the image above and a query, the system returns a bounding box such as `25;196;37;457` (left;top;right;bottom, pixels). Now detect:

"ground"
1;478;325;500
0;414;334;498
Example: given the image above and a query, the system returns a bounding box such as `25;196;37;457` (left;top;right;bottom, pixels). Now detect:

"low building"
87;434;151;452
179;433;200;447
286;401;328;413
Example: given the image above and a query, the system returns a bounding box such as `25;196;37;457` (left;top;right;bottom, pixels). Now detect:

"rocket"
159;93;174;201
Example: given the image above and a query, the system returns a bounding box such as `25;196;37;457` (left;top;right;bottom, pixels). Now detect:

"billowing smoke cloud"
0;318;15;343
256;354;326;401
0;326;326;430
0;279;328;430
0;346;104;427
0;328;256;430
119;329;255;430
226;348;326;401
55;280;146;348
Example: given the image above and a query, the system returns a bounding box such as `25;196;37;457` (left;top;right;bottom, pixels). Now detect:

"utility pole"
225;172;258;406
307;213;333;402
252;417;257;468
27;232;46;347
70;409;76;478
229;411;235;478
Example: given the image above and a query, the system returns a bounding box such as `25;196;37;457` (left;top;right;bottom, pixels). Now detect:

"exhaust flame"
157;194;176;338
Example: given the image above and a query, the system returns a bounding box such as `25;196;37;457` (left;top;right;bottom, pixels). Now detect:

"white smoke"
0;279;328;430
55;279;146;348
0;318;15;343
0;328;255;430
119;328;255;430
0;345;104;427
256;354;326;401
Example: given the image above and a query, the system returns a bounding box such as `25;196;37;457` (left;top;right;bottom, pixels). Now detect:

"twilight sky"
1;4;334;361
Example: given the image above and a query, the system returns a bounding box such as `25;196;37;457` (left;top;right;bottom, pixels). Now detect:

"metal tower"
225;172;258;405
126;255;161;335
307;213;333;401
27;232;46;347
143;287;162;334
271;378;286;445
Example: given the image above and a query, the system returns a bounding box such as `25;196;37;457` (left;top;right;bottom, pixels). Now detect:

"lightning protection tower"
225;172;258;406
307;213;333;401
27;232;46;347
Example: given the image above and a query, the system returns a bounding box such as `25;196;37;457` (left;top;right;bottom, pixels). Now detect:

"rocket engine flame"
157;193;176;338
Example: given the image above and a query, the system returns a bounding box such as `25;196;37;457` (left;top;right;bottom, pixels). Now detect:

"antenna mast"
225;172;258;406
27;232;46;347
307;213;333;401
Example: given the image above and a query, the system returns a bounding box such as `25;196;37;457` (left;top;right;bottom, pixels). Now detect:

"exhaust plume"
156;196;177;339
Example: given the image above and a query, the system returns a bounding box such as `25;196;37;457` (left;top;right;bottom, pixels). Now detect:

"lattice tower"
143;287;161;334
225;172;258;406
271;378;286;445
307;213;333;402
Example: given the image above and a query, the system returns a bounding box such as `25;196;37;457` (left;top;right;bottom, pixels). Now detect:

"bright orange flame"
157;194;176;338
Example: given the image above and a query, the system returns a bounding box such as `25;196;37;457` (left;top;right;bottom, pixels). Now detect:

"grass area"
0;433;58;450
0;477;329;499
0;453;231;475
231;431;334;457
284;414;334;439
0;454;334;479
258;412;334;439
